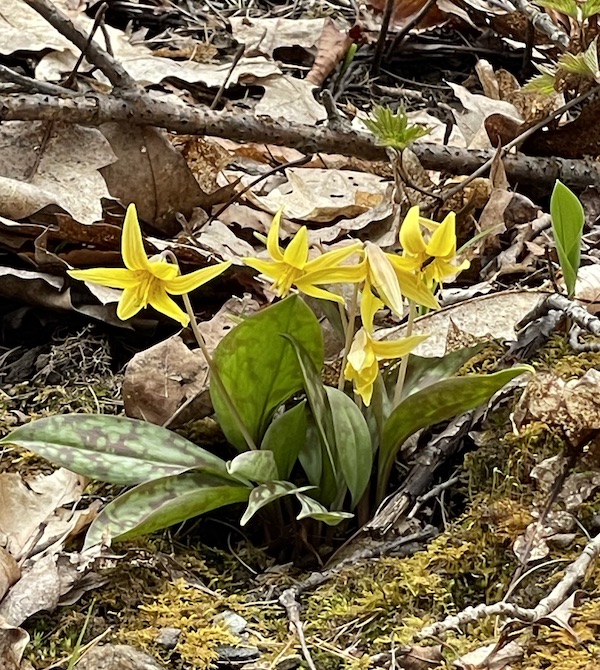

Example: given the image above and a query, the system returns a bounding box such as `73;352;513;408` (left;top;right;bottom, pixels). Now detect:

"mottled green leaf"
298;420;323;488
261;401;307;479
227;450;279;483
396;345;484;400
84;472;250;548
551;180;584;298
325;387;372;509
211;295;323;450
295;494;354;526
378;366;534;500
240;481;314;526
0;414;227;485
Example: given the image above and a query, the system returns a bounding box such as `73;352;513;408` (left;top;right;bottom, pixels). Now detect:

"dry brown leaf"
574;265;600;314
124;295;260;426
306;20;352;86
230;17;331;56
378;290;548;357
0;122;115;224
0;551;19;603
248;168;389;222
365;0;448;30
252;75;327;125
100;124;219;236
0;622;30;670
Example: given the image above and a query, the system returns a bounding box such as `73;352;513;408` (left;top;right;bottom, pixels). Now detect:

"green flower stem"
393;300;417;406
338;283;360;391
182;293;258;451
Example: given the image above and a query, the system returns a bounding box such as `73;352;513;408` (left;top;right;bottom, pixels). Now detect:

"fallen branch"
1;92;599;190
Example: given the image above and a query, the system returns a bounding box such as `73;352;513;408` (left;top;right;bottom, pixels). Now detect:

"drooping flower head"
68;204;231;326
344;289;427;406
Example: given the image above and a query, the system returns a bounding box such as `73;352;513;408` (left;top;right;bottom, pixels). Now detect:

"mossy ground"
5;331;600;669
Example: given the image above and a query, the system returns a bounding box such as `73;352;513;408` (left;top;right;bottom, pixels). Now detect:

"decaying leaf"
0;122;116;225
252;75;327;125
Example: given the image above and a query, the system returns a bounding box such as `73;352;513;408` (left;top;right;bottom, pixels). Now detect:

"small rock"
74;644;162;670
155;627;181;649
214;610;247;635
217;644;261;664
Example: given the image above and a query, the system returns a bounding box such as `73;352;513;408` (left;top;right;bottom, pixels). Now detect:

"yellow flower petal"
148;260;180;281
426;211;456;258
365;242;404;317
295;281;345;304
266;209;285;262
399;206;427;255
121;204;151;272
68;267;141;290
300;261;366;287
386;256;440;309
165;261;232;295
116;286;145;321
149;285;189;326
371;334;428;359
283;226;309;269
305;242;364;273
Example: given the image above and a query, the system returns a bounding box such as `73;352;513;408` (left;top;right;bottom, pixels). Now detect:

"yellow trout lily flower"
244;209;365;304
344;290;427;405
398;206;469;285
68;204;231;326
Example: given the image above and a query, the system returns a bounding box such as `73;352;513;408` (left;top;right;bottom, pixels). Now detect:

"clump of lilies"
69;203;468;411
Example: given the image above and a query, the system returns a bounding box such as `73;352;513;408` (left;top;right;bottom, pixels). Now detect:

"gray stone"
155;627;181;649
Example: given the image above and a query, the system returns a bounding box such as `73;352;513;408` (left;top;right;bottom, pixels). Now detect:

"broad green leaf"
227;450;279;483
84;472;250;548
0;414;226;485
583;0;600;18
295;494;354;526
240;481;314;525
378;366;533;500
261;401;307;479
284;334;341;506
550;180;585;298
298;420;323;488
393;345;484;400
211;295;323;450
325;387;372;509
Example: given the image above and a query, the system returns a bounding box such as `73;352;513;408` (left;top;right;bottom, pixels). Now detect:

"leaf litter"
2;0;600;668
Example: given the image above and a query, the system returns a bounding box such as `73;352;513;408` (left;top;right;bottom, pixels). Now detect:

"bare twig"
512;0;570;49
1;92;600;190
210;44;245;110
416;529;600;640
386;0;439;56
279;589;318;670
21;0;138;90
0;65;75;96
63;1;109;89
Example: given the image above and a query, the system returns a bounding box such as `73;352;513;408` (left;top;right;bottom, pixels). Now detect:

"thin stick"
210;44;245;110
22;0;137;90
393;300;416;405
182;293;258;451
371;0;394;77
338;284;359;390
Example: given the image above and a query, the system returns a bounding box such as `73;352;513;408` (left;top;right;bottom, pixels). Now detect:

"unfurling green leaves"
211;295;323;450
550;180;585;297
364;105;430;150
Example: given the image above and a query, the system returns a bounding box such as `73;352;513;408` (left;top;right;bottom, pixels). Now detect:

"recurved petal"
68;267;140;290
121;204;151;271
148;260;180;281
283;226;309;269
266;209;285;262
346;329;375;372
427;211;457;258
295;280;345;304
365;242;404;317
399;206;427;255
371;334;428;360
245;256;281;275
149;285;189;326
300;261;366;287
165;261;232;295
116;286;145;321
305;242;364;273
